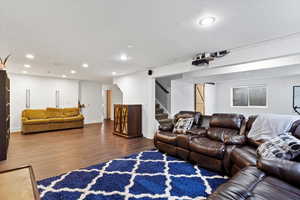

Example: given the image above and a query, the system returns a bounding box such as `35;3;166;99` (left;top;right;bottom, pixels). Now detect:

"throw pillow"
257;133;300;160
173;118;194;134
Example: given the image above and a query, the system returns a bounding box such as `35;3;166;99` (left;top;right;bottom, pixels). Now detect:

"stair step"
155;104;160;109
156;113;168;120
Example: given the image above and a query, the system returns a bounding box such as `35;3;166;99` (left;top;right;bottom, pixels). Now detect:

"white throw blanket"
248;114;300;142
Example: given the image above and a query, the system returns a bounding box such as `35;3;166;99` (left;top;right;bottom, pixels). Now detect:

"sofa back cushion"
199;115;212;129
46;107;64;118
63;107;79;117
207;127;239;141
289;120;300;140
174;111;201;126
209;113;245;130
23;109;47;120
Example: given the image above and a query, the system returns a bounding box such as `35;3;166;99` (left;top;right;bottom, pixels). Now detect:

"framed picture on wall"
231;85;267;108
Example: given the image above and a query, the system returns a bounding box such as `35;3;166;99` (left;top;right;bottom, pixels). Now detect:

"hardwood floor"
0;120;154;180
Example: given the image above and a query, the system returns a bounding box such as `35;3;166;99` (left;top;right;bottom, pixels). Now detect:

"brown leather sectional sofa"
154;111;300;200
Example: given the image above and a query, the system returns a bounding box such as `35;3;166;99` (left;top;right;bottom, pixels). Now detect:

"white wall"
204;84;216;115
9;74;104;132
102;84;123;120
79;81;103;124
9;73;79;132
215;75;300;117
114;71;156;139
171;79;194;116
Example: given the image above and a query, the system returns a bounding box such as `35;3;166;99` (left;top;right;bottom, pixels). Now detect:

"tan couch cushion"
64;115;84;122
23;109;47;120
46;108;64;118
48;118;65;123
23;119;49;125
63;108;80;117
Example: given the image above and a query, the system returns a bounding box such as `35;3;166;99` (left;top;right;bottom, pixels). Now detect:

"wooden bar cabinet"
113;104;142;138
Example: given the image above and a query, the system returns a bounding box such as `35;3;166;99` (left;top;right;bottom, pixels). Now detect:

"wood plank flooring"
0;120;154;180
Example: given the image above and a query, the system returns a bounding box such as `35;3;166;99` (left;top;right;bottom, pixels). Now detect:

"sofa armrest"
158;123;174;132
22;117;28;122
257;158;300;188
223;135;246;145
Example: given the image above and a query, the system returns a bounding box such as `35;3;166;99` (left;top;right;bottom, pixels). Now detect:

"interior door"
106;90;112;119
195;84;205;114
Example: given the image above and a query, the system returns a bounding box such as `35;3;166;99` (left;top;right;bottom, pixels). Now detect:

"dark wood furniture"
0;70;10;161
0;165;40;200
113;104;142;138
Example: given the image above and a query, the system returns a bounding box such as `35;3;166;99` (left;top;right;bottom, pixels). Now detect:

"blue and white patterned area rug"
38;149;228;200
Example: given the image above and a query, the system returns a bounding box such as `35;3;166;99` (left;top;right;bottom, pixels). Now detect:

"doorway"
106;90;112;120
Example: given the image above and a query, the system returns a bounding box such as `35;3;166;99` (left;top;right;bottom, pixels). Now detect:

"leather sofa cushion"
23;119;50;125
208;166;300;200
64;115;84;122
158;123;174;132
257;158;300;188
155;131;177;145
207;127;239;142
190;152;223;172
46;107;64;118
63;108;80;117
231;146;257;169
251;176;300;200
176;134;190;149
291;120;300;139
186;127;206;136
190;137;225;159
156;141;177;156
23;109;47;120
210;113;244;130
48;118;65;123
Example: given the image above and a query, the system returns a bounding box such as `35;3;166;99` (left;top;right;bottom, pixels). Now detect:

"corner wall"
79;81;103;124
114;71;156;139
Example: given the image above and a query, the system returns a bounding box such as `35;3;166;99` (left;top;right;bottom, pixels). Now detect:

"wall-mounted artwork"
232;86;267;108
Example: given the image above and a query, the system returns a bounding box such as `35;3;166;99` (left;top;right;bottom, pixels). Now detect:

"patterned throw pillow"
257;133;300;160
173;118;194;134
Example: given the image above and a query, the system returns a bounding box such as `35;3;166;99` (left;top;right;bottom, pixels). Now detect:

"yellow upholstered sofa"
21;107;84;134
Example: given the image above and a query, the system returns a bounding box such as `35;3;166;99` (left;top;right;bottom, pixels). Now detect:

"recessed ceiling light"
120;54;128;61
199;16;216;26
22;70;28;74
70;70;77;74
62;74;67;78
112;72;117;76
127;44;133;48
25;54;35;60
82;63;89;68
24;64;31;68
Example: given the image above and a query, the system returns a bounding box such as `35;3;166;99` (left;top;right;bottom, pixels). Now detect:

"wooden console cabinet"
0;70;10;161
113;104;142;138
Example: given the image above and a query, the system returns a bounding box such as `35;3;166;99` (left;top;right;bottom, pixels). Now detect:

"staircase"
155;104;172;125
